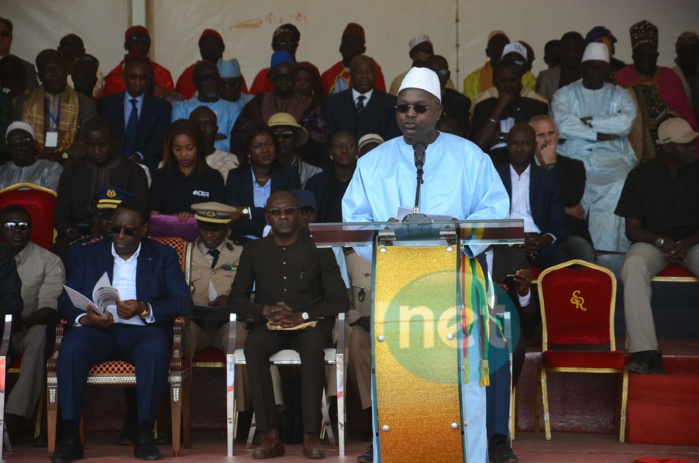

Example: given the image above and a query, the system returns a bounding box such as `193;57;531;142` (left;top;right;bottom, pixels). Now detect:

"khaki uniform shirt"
189;238;242;306
15;242;65;316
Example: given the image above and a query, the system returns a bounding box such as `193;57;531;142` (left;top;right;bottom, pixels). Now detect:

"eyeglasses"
267;207;297;217
395;104;431;114
110;226;138;236
7;137;32;148
273;130;294;139
0;31;10;38
2;221;30;231
98;210;115;220
276;39;298;47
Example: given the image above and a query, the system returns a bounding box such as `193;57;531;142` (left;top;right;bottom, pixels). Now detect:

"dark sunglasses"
98;210;115;220
274;130;294;139
7;137;32;148
267;207;297;217
395;104;431;114
2;221;31;231
110;226;138;236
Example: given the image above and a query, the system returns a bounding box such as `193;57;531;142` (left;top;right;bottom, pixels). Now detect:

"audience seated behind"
218;58;253;111
497;123;569;270
305;131;357;223
13;49;96;163
231;51;328;162
175;29;248;100
536;32;586;103
267;112;322;187
425;55;471;137
249;24;300;95
0;17;39;92
321;22;386;95
171;61;240;153
224;123;301;243
471;51;549;168
188;106;238;184
149;119;225;222
98;51;171;172
52;117;148;262
529;115;596;263
463;31;536;112
323;55;400;145
102;26;174;97
1;121;63;192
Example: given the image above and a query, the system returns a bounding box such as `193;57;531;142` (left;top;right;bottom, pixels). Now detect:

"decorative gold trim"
192;362;226;368
0;182;58;197
651;276;699;283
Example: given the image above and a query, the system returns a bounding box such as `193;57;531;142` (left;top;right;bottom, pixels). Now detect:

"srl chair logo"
570;290;587;311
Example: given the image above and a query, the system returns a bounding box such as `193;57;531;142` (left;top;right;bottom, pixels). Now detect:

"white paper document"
63;272;145;325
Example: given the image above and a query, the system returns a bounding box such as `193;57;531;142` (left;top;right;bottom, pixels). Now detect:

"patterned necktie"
208;249;220;269
123;98;139;156
356;95;366;112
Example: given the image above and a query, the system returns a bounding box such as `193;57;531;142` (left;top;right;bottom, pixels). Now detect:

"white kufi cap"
5;121;35;142
398;67;441;102
582;42;610;63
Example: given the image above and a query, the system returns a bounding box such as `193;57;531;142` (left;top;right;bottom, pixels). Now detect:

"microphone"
403;133;432;222
411;133;429;177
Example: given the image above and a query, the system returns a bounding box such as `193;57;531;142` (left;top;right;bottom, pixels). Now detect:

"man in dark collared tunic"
229;191;349;460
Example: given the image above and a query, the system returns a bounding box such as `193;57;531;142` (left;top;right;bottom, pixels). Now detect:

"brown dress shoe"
303;434;326;460
252;434;285;459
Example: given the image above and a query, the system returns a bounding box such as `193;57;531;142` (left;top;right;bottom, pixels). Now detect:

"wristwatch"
301;312;310;321
654;236;665;248
139;303;151;320
241;207;250;218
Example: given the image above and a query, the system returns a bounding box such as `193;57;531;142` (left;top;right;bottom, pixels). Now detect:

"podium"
309;219;523;462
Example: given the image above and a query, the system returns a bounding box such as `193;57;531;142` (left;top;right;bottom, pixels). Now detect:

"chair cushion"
655;265;698;279
88;360;136;376
543;350;625;370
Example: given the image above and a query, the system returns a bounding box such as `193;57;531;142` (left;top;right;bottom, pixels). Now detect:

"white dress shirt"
351;88;374;108
508;164;541;234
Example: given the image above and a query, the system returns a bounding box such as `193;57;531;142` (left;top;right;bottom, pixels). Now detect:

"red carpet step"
627;356;699;446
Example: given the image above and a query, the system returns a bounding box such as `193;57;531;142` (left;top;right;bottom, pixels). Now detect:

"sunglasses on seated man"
2;221;31;231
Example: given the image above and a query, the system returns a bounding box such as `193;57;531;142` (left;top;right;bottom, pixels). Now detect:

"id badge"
45;131;59;148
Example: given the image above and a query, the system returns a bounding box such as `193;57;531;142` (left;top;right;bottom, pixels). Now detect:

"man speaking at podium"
342;67;509;462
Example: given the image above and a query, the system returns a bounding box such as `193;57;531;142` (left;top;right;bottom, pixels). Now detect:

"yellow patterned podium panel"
373;246;463;462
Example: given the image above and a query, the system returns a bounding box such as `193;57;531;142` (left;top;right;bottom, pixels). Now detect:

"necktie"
123;98;138;156
208;249;220;269
356;95;366;112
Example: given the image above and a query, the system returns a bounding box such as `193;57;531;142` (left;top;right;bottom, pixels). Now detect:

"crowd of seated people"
1;12;698;463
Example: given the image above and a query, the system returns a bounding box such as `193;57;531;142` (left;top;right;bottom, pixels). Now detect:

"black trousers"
244;324;331;434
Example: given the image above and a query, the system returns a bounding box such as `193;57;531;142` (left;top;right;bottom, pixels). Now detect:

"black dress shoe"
134;435;161;461
628;350;664;374
356;443;373;462
33;434;48;448
489;437;518;463
51;439;84;463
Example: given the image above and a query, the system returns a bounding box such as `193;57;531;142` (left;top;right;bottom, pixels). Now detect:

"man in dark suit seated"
497;123;569;269
98;51;171;172
51;200;193;462
0;241;23;327
323;55;401;143
529;115;596;262
229;191;349;460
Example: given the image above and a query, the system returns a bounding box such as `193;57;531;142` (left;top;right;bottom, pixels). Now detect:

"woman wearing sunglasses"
150;119;225;221
305;130;358;223
224;122;301;243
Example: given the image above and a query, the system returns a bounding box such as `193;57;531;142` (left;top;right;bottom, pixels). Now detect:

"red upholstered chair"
0;183;57;249
46;237;194;457
652;264;699;282
535;259;628;442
